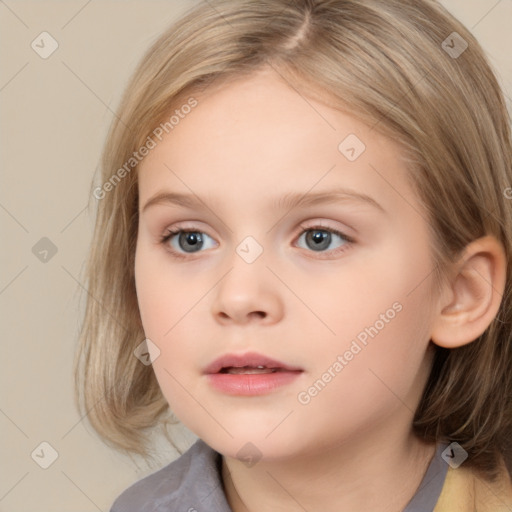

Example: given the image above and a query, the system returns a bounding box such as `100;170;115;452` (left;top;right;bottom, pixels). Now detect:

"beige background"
1;1;511;510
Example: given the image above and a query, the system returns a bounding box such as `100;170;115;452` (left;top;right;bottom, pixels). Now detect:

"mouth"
204;352;304;396
203;352;303;375
219;366;282;374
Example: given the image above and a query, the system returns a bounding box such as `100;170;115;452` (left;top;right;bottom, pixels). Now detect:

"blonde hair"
75;0;512;481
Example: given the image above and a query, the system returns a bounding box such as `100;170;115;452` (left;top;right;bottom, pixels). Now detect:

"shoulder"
434;458;512;512
110;439;229;512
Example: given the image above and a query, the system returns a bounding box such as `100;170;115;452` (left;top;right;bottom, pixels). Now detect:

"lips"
203;352;303;375
204;352;304;396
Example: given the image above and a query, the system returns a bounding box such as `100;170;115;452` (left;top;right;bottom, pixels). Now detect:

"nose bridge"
234;234;266;266
219;232;268;292
216;204;271;267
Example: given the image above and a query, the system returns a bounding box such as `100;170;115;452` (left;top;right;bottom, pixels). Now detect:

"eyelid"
296;220;355;242
160;219;354;239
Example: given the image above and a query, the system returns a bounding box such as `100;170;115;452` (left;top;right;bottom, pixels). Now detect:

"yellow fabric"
433;460;512;512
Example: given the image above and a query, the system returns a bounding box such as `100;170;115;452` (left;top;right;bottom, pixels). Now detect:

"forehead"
137;68;421;219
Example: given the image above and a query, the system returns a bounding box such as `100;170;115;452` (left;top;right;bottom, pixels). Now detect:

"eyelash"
159;222;355;260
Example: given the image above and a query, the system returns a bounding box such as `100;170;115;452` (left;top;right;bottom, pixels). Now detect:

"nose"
210;252;284;326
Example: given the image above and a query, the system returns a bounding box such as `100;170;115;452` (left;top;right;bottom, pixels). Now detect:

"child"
75;0;512;510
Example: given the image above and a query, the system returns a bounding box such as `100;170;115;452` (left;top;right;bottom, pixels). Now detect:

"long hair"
75;0;512;481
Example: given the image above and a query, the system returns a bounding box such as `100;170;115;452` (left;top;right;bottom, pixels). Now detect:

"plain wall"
1;1;511;510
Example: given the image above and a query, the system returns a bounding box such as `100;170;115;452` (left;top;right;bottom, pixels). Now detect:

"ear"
430;235;507;349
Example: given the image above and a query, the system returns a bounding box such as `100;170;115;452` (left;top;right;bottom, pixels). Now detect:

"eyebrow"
141;187;386;215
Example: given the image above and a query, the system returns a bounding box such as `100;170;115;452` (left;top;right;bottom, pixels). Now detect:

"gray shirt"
111;439;449;511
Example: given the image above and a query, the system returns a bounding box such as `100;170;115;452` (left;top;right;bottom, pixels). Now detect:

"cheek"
134;241;197;339
290;294;434;452
310;237;436;402
309;242;434;349
134;244;208;406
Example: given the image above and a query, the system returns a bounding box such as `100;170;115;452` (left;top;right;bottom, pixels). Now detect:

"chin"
199;428;312;465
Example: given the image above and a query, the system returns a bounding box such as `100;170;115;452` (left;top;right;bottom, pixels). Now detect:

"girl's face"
135;68;441;461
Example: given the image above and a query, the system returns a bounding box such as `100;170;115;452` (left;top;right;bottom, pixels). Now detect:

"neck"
221;425;436;512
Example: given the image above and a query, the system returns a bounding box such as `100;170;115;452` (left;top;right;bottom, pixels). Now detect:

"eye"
159;228;216;258
159;222;354;259
295;223;354;256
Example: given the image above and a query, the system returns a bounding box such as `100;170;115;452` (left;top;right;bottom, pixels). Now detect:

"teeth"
224;366;278;375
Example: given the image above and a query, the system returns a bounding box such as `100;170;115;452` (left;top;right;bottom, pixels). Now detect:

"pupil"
308;230;329;251
180;232;202;252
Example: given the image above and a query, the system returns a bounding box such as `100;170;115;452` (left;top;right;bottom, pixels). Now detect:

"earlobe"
430;235;507;349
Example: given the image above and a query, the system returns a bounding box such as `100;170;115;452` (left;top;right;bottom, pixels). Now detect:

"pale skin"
134;67;506;512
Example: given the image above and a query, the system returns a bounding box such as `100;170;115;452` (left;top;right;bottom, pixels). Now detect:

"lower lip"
206;371;302;395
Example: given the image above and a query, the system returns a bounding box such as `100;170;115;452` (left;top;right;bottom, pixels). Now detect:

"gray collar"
111;439;449;511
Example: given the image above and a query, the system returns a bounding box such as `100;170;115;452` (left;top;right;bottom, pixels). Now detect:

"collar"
111;439;453;511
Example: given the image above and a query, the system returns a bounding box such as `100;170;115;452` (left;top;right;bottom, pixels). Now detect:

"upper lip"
203;351;303;374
